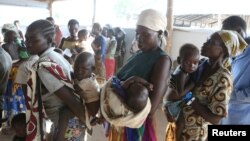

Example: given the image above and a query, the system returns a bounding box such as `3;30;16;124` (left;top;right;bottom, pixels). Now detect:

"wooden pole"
92;0;96;24
166;0;173;55
48;0;53;17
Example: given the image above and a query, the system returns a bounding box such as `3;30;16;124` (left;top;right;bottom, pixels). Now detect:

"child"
2;30;28;62
163;43;199;141
77;29;94;54
11;113;26;141
1;30;27;135
74;52;100;117
55;52;97;141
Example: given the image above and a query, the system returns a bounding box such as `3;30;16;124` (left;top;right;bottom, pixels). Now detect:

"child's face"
180;54;199;73
4;31;17;43
74;59;95;81
69;23;79;37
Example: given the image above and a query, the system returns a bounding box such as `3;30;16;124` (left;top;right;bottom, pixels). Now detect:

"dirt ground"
1;107;168;141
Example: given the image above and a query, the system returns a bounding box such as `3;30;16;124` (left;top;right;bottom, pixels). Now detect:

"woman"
59;19;79;64
105;28;117;80
164;30;247;141
109;9;172;141
1;25;27;134
25;19;86;141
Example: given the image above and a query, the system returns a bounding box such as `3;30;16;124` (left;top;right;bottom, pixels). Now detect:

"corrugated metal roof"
174;14;250;28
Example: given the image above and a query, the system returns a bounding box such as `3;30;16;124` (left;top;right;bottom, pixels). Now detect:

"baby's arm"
173;70;188;96
174;70;195;97
55;107;74;141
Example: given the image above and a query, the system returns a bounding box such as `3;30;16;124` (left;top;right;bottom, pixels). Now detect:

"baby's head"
125;83;149;113
4;30;18;43
177;43;200;73
11;113;26;138
74;52;95;81
78;29;88;42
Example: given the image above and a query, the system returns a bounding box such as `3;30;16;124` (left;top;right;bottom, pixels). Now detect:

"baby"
55;52;98;140
2;30;28;62
98;76;152;128
74;52;100;117
163;43;199;141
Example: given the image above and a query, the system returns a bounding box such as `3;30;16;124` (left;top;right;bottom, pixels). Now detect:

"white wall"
171;27;216;61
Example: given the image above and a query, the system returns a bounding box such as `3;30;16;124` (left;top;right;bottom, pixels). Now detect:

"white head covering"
136;9;167;32
1;23;18;35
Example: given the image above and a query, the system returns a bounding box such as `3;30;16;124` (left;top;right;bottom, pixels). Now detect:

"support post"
166;0;173;55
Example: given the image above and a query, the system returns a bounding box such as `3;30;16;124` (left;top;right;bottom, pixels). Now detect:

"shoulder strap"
36;72;45;141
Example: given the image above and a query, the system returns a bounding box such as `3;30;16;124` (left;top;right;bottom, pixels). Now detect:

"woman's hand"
122;76;153;91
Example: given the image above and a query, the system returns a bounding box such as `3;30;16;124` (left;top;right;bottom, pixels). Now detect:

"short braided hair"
27;19;55;44
179;43;199;58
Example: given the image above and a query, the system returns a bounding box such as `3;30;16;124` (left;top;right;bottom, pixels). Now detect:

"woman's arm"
190;72;232;124
58;38;65;49
54;86;86;123
190;99;223;124
149;56;171;117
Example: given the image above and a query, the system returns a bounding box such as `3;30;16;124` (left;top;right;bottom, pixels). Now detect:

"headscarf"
1;23;18;35
217;30;247;69
217;30;247;58
137;9;167;32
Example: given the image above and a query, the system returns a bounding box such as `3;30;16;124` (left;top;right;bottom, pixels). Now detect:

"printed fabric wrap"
25;58;73;141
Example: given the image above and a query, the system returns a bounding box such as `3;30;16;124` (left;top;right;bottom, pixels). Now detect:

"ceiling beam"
0;0;48;9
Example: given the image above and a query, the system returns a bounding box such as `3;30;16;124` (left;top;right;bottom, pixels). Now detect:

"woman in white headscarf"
107;9;172;141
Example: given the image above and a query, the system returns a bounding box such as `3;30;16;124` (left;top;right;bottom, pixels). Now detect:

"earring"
158;34;163;39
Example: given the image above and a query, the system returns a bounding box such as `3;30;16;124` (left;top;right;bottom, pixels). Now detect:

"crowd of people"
0;8;250;141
